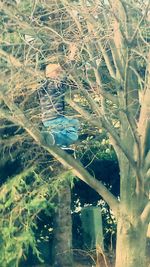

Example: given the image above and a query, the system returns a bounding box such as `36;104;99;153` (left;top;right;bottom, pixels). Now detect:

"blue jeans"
43;116;79;146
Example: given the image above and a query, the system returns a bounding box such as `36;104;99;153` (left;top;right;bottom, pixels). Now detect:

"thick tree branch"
138;52;150;161
124;51;141;164
141;201;150;224
145;151;150;174
109;40;124;81
107;0;128;81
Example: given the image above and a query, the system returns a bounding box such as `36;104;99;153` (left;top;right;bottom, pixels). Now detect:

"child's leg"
43;117;79;146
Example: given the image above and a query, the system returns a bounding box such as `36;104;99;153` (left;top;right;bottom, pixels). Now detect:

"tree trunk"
53;180;73;267
115;215;148;267
114;141;148;267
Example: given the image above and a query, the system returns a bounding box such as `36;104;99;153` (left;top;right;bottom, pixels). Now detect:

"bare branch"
0;49;44;80
65;94;102;128
129;1;150;44
85;17;116;79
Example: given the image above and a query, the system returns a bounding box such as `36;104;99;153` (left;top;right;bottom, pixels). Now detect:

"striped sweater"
39;79;65;123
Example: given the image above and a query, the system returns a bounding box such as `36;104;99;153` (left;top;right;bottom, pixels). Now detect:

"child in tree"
39;63;79;147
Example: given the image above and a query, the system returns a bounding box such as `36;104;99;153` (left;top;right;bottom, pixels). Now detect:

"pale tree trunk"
53;180;73;267
112;109;148;267
114;145;149;267
115;215;147;267
115;162;148;267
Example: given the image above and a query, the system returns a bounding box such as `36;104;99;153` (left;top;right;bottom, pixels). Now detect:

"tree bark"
115;215;147;267
53;180;73;267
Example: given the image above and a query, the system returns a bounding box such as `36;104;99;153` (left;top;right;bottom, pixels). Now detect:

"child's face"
46;65;63;79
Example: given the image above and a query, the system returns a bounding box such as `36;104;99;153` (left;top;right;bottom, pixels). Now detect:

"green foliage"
0;167;69;267
98;200;117;250
78;129;117;162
